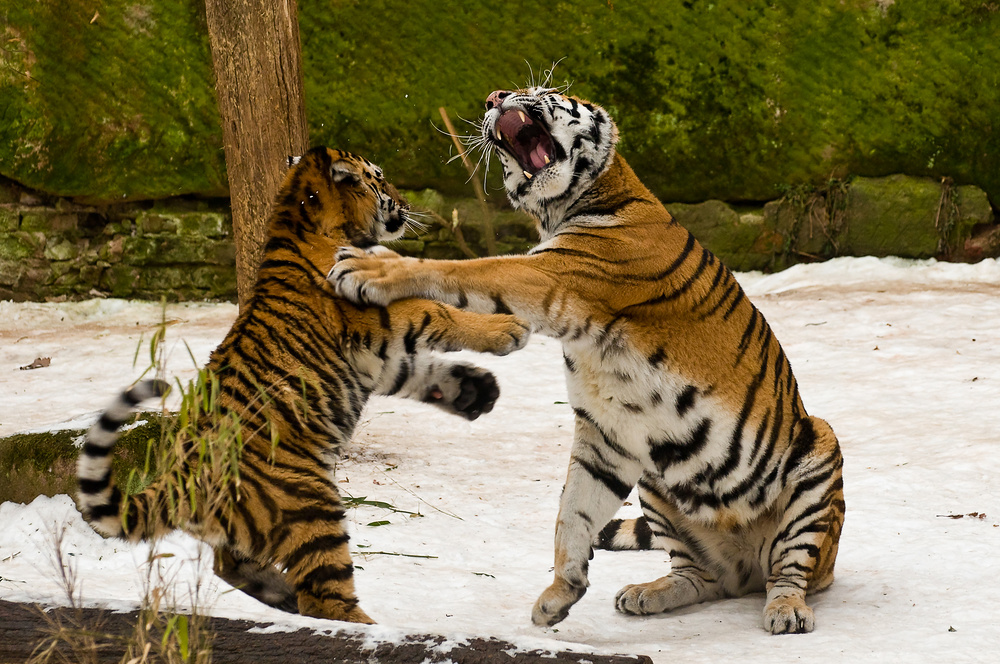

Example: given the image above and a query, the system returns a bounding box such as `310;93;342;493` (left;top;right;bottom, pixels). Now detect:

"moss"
0;1;226;202
842;175;942;257
0;415;168;505
2;1;999;208
0;207;18;231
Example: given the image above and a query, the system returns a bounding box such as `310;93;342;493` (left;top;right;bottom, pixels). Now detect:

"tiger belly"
562;344;782;529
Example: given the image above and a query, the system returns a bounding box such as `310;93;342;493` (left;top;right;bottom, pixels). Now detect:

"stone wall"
1;175;996;302
0;178;235;301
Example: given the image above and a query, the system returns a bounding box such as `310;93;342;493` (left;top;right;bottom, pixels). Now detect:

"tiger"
76;146;530;624
328;89;845;634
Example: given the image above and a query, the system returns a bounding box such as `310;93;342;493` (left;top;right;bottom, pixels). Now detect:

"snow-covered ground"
1;256;999;662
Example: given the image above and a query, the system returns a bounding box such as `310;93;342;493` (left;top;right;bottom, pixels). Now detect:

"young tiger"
329;90;845;634
77;147;529;624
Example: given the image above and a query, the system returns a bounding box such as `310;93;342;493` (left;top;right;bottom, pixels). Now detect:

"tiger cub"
329;90;845;634
77;147;529;624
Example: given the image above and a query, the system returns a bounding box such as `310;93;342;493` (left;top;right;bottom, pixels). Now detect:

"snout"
485;90;512;112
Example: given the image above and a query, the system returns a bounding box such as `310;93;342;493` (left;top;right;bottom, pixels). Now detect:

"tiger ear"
287;155;302;167
331;159;362;185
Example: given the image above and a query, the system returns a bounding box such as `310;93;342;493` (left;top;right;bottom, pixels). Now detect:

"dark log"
0;599;653;664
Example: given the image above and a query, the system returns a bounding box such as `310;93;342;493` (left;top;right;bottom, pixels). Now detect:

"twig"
439;107;498;256
420;207;478;259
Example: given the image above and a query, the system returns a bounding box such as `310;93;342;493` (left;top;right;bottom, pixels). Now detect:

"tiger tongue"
529;142;550;171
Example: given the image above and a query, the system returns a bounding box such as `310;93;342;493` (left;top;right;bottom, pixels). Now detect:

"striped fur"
330;91;845;634
76;147;529;624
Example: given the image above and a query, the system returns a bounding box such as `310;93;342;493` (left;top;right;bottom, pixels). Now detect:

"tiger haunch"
330;90;844;634
77;147;529;624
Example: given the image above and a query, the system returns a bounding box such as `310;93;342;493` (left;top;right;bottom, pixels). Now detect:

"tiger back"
77;147;529;623
330;90;845;634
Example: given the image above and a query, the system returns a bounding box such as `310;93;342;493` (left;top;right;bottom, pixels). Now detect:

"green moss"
843;175;942;258
0;415;168;505
0;1;226;202
1;0;999;211
0;207;18;231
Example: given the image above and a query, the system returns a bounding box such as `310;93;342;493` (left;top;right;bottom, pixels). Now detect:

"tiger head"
481;87;619;225
276;147;410;248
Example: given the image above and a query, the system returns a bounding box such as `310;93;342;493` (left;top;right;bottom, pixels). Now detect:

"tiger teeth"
518;110;526;123
544;155;550;164
523;170;533;179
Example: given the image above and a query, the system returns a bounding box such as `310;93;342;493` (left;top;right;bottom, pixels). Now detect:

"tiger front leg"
762;416;845;634
378;356;500;421
532;414;643;626
331;248;586;339
383;299;530;357
330;248;438;308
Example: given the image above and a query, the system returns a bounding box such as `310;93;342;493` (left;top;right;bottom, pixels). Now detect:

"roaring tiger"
329;89;845;634
77;147;530;624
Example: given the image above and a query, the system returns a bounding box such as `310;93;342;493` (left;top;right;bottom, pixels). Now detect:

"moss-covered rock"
0;415;167;505
20;211;78;233
843;175;946;258
2;1;999;209
668;200;776;271
0;207;18;232
136;209;231;238
0;232;42;261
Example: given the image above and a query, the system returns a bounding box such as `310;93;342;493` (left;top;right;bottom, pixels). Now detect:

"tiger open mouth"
494;109;555;179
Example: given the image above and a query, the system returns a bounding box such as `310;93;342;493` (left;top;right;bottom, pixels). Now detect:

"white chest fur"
562;339;770;522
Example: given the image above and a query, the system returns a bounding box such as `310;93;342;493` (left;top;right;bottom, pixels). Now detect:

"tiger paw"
531;578;587;627
329;246;404;306
763;597;815;634
615;581;675;615
424;364;500;421
486;316;531;356
298;594;376;624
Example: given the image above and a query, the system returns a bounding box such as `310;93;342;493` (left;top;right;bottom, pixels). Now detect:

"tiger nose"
485;90;511;111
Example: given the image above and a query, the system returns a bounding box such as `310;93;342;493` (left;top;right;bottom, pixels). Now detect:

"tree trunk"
204;0;310;308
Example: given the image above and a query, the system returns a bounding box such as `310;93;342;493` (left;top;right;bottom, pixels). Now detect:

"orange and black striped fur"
330;90;845;633
77;147;529;624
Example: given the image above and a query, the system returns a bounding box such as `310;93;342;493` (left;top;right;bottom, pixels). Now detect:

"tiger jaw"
492;108;555;179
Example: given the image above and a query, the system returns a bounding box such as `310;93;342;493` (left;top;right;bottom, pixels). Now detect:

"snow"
1;257;999;662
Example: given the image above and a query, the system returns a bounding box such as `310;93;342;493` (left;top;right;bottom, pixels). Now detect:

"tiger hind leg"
264;489;374;624
613;478;729;616
214;546;298;614
614;543;726;616
762;416;845;635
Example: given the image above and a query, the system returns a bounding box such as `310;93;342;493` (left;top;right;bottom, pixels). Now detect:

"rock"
19;211;78;233
669;200;774;271
842;176;947;258
0;207;18;232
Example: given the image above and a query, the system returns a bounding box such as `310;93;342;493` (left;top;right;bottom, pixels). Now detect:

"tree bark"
0;599;654;664
204;0;310;307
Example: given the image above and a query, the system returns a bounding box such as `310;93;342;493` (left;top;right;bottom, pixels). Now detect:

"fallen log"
0;599;653;664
